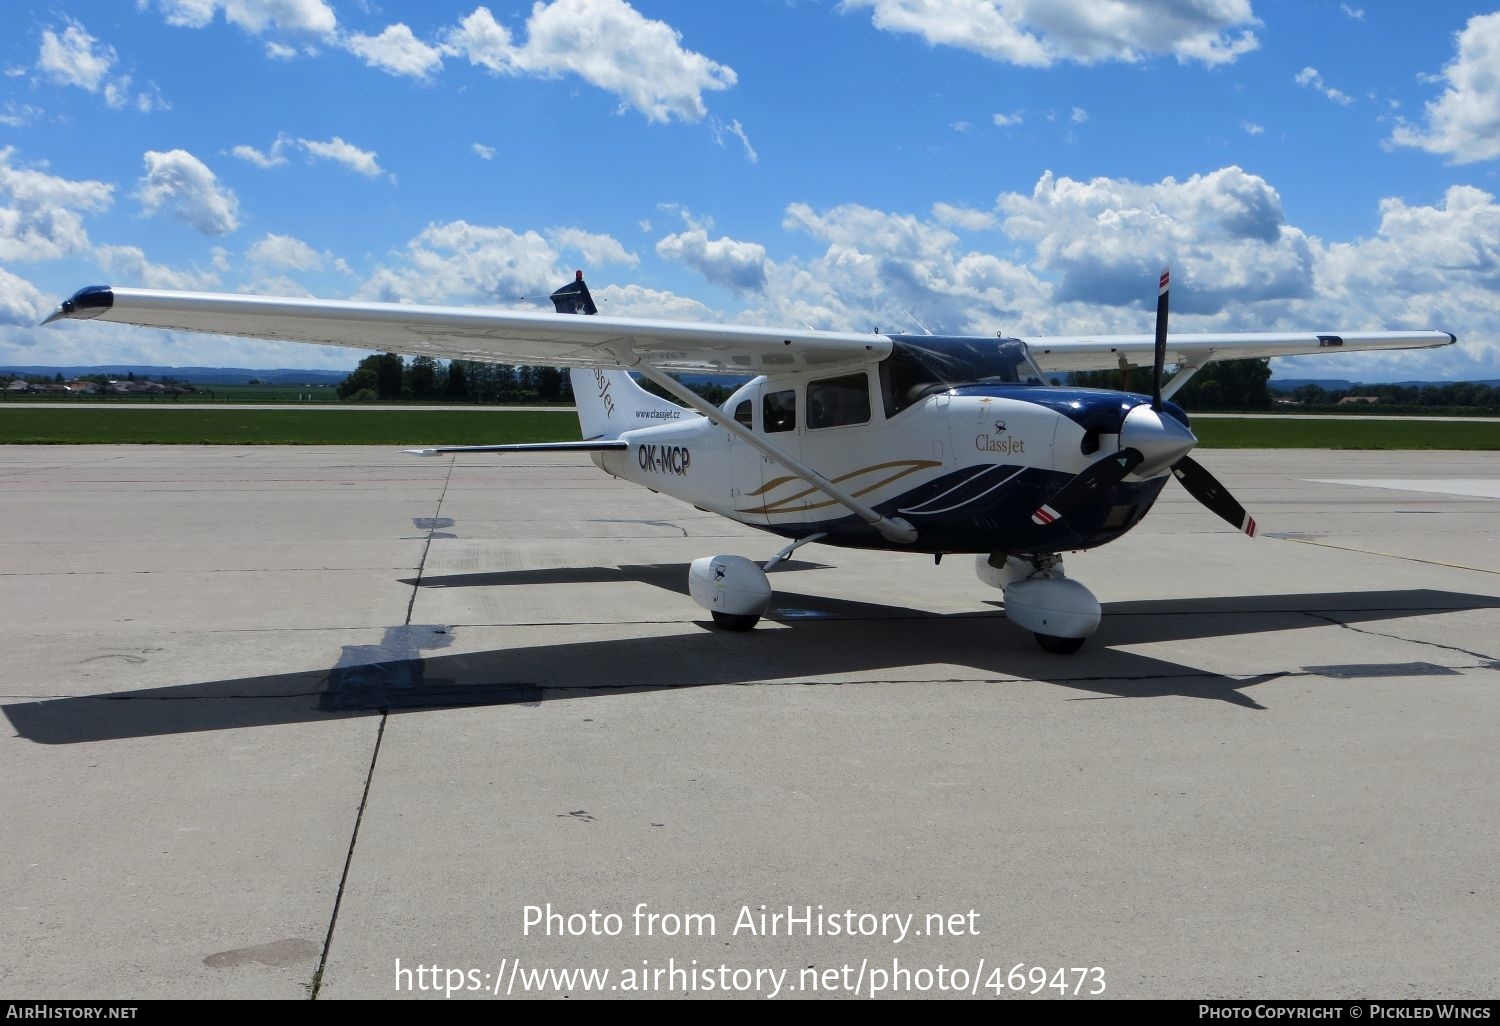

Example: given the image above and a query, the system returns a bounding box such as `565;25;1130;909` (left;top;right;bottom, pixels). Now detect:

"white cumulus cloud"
656;228;768;294
231;134;291;168
247;232;325;271
932;202;996;231
345;23;445;79
0;266;50;325
443;0;737;123
361;220;562;305
547;227;640;268
472;143;497;160
96;244;222;290
1390;12;1500;165
839;0;1259;68
997;166;1313;312
298;137;390;179
135;149;240;235
0;147;115;261
231;134;391;178
592;282;719;321
37;18;116;92
35;17;155;109
147;0;337;36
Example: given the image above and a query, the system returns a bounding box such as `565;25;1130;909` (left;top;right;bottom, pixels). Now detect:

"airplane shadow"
6;561;1498;744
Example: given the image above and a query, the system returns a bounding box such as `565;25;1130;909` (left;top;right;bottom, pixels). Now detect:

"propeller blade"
1032;448;1144;526
1152;266;1169;411
1172;455;1257;536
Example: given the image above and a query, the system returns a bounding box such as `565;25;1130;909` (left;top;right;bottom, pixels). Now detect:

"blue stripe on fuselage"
767;464;1169;555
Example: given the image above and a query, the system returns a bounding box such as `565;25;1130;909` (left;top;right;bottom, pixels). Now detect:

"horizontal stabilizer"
403;441;629;457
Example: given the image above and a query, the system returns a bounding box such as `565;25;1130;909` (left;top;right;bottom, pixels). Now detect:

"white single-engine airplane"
44;271;1453;652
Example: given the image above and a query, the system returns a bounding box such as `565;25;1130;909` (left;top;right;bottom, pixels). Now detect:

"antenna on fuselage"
904;309;935;336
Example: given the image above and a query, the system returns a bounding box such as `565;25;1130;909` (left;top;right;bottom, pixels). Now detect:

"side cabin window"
763;389;797;433
807;372;871;429
734;399;753;428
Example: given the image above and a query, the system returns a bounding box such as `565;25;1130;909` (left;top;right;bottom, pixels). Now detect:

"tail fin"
550;270;598;315
570;367;693;440
550;271;691;440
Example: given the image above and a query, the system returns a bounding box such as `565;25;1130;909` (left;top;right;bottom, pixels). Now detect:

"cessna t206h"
45;271;1454;652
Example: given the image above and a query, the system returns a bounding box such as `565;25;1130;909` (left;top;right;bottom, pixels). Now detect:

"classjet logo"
975;421;1026;455
638;443;691;476
593;368;616;419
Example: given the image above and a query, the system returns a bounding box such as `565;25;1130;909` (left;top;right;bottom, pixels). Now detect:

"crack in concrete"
1300;611;1499;662
310;452;456;1000
1275;536;1499;576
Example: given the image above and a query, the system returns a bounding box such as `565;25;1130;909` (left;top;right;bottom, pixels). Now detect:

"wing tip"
41;285;114;326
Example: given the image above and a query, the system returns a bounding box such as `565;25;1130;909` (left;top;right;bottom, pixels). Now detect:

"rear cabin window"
763;389;797;433
807;372;871;429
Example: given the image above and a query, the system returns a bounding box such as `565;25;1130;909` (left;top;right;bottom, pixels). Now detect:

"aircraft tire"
712;611;761;631
1035;632;1086;654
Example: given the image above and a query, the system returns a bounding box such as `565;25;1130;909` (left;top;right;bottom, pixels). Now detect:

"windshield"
879;336;1047;417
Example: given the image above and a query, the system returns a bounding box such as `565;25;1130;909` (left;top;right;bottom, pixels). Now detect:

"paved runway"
2;446;1496;1000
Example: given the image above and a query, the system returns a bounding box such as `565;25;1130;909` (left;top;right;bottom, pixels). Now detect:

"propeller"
1151;266;1169;410
1032;448;1143;526
1029;266;1258;538
1171;455;1257;536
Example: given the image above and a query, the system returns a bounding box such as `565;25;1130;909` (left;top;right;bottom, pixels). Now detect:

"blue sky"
2;0;1498;380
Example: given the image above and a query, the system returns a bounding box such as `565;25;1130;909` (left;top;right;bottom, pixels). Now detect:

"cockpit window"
879;336;1047;418
807;372;870;429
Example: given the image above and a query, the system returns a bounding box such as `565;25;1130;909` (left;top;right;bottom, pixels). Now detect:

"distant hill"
6;365;1497;392
0;365;349;385
1269;378;1500;392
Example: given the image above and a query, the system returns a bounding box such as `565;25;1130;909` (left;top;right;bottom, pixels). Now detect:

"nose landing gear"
976;552;1100;654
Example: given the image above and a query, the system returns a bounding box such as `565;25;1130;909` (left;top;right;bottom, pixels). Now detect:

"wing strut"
622;351;918;544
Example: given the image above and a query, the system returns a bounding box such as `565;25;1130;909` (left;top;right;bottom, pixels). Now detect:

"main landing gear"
687;545;1100;655
976;552;1101;654
688;535;828;632
688;554;772;631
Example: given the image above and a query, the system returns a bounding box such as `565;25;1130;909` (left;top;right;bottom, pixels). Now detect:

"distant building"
1336;396;1382;406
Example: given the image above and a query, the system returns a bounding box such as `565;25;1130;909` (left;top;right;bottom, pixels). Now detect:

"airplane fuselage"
595;367;1177;556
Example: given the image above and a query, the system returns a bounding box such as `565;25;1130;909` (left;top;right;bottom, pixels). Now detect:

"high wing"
1023;330;1455;372
42;285;889;376
43;284;1454;374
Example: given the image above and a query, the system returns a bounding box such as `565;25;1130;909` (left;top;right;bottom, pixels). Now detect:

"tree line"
336;353;741;406
336;353;1497;415
1068;359;1500;414
336;354;574;403
1067;359;1274;410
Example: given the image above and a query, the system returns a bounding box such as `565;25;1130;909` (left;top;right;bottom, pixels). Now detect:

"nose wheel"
1034;633;1086;655
976;553;1101;654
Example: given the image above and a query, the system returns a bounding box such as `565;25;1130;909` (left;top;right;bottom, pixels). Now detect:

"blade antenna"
1152;266;1169;411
